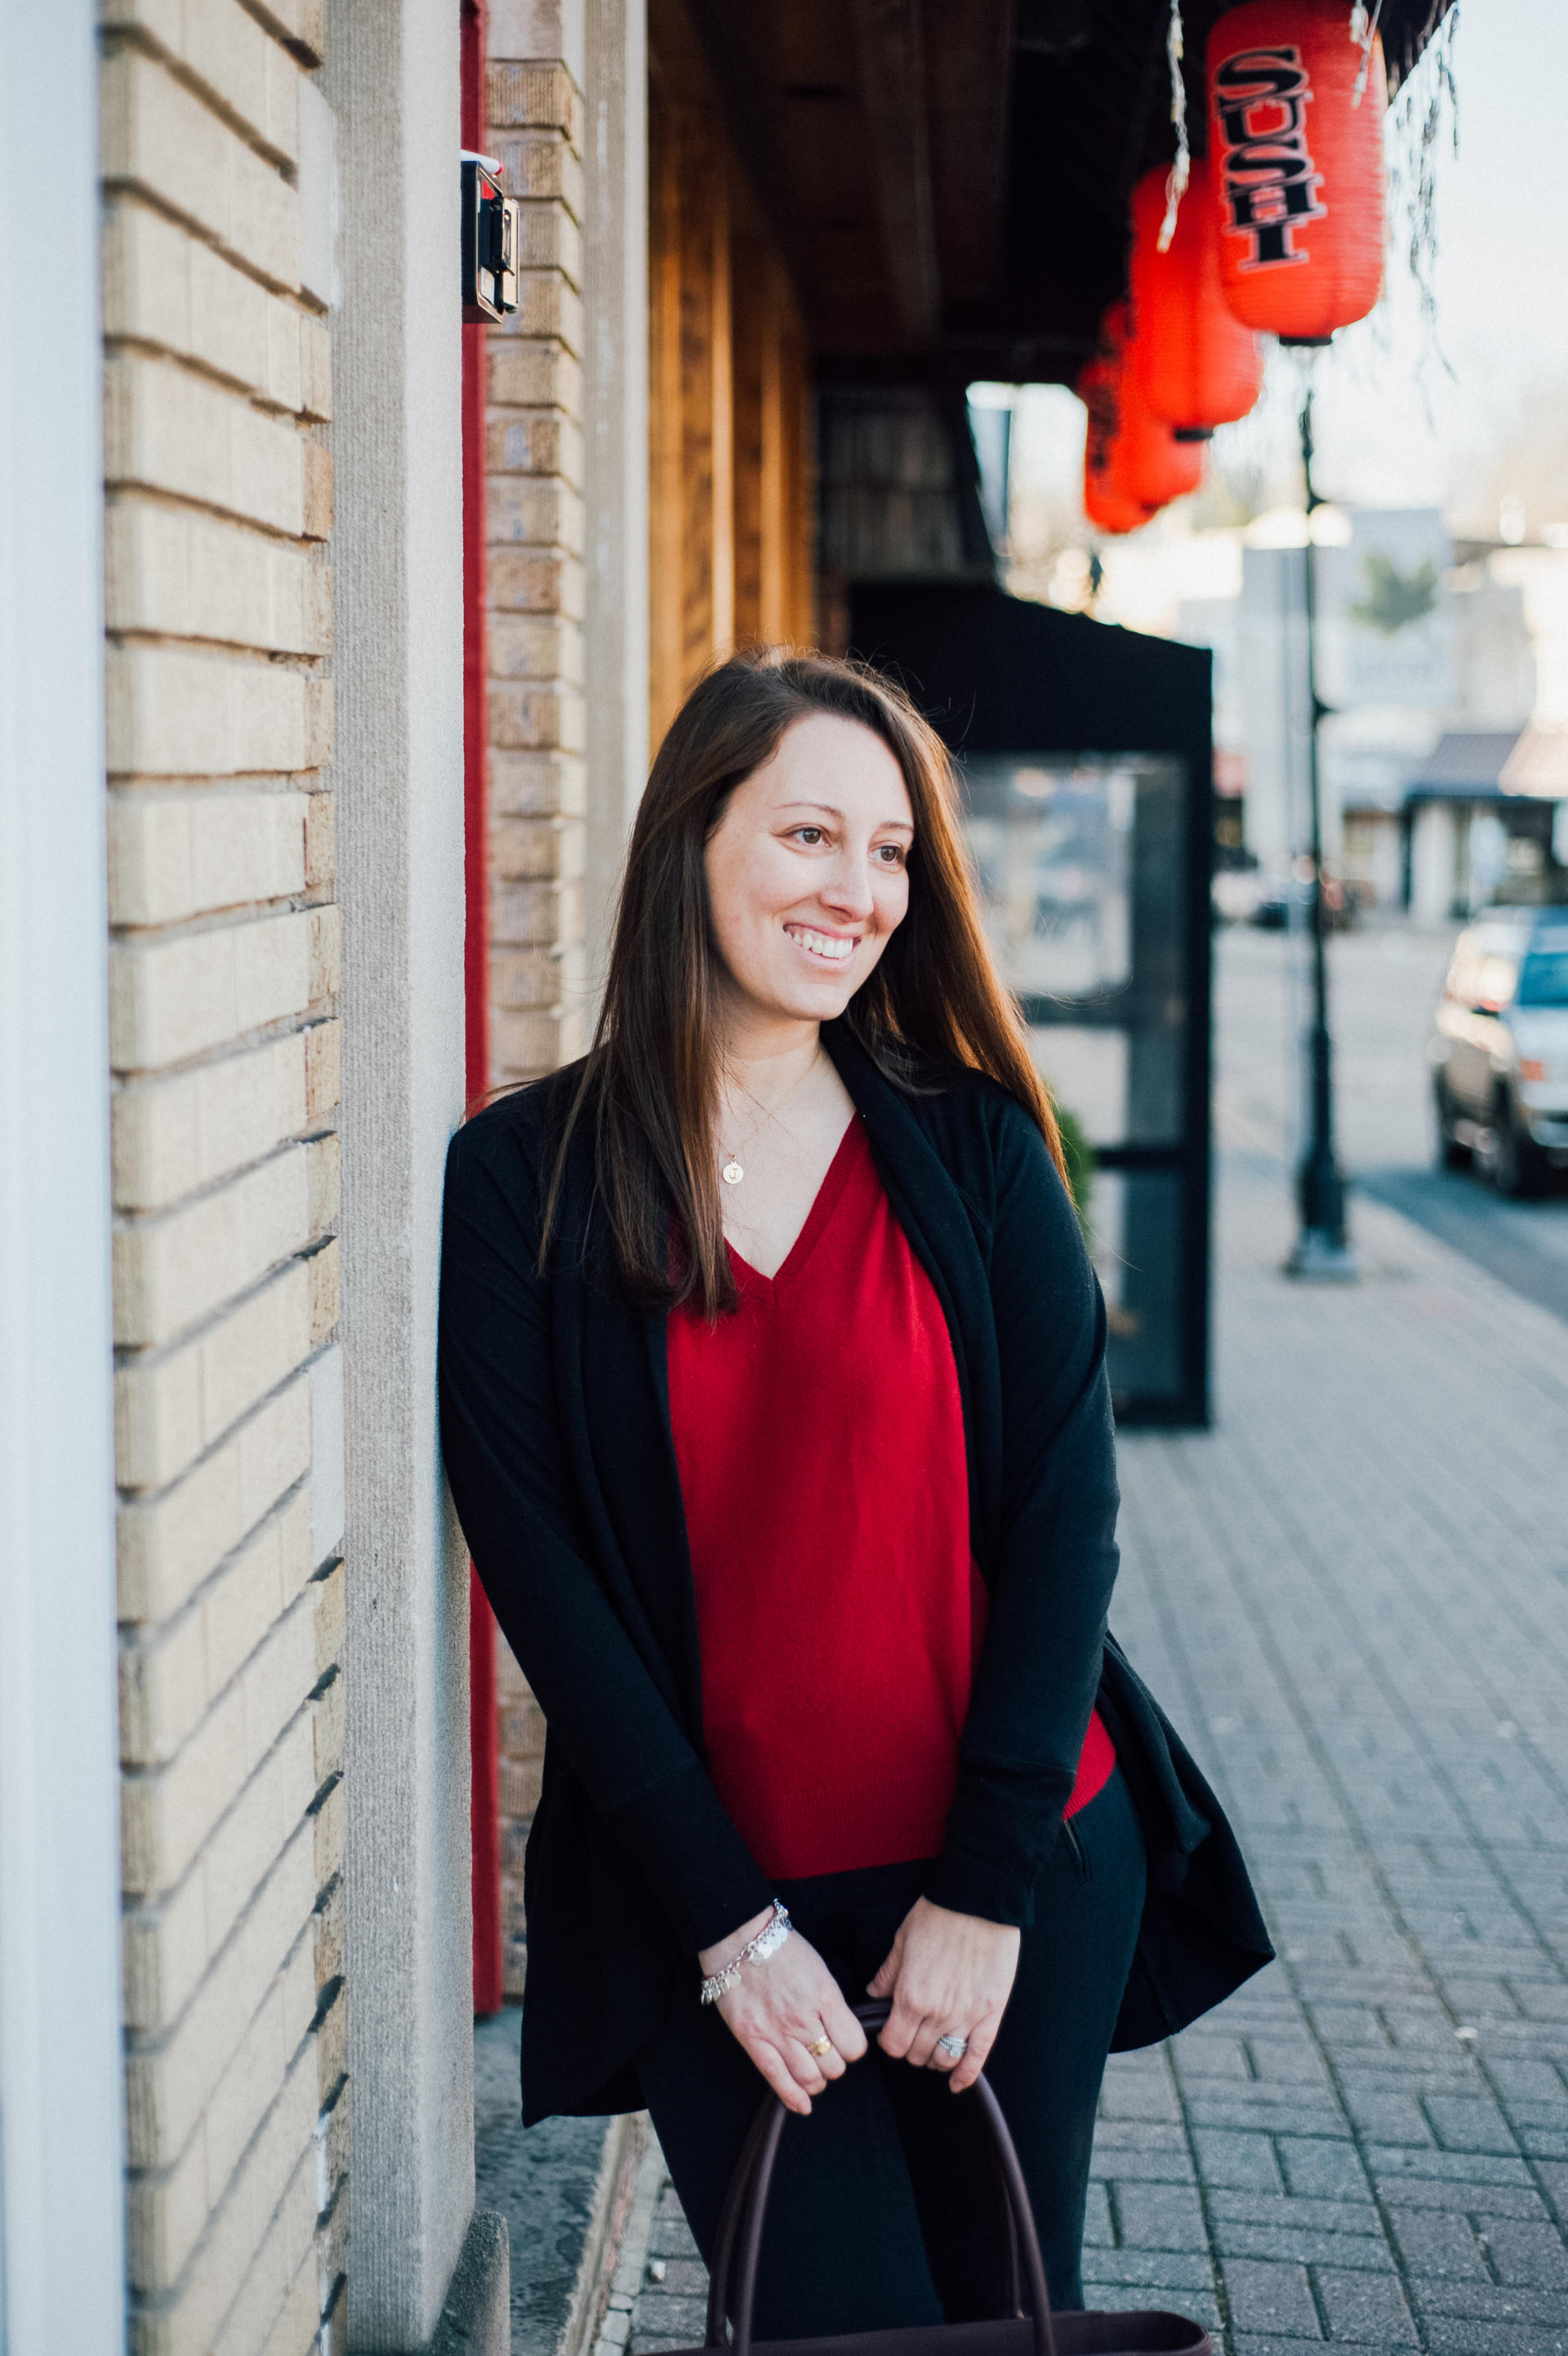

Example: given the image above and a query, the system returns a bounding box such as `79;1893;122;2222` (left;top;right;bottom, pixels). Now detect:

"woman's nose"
819;857;877;919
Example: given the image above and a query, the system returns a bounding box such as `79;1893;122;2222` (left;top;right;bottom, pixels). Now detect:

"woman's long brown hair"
543;648;1067;1314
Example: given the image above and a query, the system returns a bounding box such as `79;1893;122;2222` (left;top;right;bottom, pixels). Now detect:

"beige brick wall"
103;0;347;2347
483;45;588;1996
486;56;589;1093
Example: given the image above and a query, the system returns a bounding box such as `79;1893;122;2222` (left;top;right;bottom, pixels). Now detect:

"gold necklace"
719;1048;821;1186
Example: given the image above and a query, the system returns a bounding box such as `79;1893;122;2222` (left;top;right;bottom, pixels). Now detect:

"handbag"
669;2002;1211;2356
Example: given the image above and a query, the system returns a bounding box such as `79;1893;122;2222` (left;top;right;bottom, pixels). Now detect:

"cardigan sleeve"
439;1118;775;1955
922;1100;1120;1929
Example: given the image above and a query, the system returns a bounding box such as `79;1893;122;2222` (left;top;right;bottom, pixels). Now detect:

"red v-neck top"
667;1115;1113;1885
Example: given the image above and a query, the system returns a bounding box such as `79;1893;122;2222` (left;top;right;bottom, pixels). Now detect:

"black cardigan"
438;1023;1272;2123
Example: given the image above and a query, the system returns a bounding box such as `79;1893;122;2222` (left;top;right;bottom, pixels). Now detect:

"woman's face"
704;712;914;1033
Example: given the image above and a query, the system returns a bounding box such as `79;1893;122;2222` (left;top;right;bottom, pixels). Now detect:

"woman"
439;651;1270;2336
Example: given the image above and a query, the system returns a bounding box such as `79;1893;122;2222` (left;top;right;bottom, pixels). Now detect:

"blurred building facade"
1178;508;1568;916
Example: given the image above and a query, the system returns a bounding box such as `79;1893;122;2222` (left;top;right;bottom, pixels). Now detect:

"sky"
1295;0;1568;515
999;0;1568;545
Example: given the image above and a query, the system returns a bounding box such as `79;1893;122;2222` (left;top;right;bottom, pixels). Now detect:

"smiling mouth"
786;923;858;966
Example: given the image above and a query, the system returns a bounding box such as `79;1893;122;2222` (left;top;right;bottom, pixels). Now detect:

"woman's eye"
876;844;906;866
795;827;825;846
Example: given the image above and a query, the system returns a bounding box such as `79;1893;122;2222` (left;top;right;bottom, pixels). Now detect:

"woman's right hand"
698;1908;869;2114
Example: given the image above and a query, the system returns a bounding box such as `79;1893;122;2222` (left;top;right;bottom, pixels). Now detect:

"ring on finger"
804;2034;833;2058
935;2033;969;2060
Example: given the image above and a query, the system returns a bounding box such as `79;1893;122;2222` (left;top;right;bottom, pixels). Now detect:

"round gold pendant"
721;1159;744;1186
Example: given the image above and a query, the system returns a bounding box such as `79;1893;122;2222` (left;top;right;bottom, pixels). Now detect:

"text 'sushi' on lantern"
1206;0;1386;345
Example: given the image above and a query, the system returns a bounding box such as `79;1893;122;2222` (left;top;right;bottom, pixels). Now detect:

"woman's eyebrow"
777;800;914;833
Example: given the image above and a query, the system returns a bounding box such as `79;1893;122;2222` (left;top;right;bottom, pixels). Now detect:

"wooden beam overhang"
924;0;1015;302
846;0;941;347
678;0;823;318
676;0;1459;389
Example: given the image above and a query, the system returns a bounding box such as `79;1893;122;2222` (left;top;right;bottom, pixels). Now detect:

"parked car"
1430;911;1568;1195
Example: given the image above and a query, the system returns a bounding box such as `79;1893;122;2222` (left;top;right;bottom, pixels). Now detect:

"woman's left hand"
866;1895;1022;2094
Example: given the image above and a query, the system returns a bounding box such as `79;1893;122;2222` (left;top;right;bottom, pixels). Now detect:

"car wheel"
1433;1077;1469;1169
1490;1090;1548;1200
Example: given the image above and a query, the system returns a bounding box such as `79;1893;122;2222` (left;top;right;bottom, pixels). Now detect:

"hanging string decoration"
1158;0;1192;252
1348;0;1383;105
1130;158;1267;434
1387;2;1459;343
1206;0;1388;345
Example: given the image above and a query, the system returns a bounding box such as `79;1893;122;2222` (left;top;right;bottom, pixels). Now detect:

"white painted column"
1410;803;1457;927
0;5;127;2351
323;1;475;2344
582;0;650;993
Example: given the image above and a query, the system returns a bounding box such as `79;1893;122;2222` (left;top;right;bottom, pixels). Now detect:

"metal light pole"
1287;389;1358;1280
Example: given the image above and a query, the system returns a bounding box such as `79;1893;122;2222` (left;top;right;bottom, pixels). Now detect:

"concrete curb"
559;2110;649;2356
428;2207;512;2356
592;2128;668;2356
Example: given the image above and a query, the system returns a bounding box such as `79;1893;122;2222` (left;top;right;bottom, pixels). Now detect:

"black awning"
1405;731;1525;803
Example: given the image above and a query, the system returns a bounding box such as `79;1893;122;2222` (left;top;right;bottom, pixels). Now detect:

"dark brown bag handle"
703;2000;1058;2356
705;2085;1026;2340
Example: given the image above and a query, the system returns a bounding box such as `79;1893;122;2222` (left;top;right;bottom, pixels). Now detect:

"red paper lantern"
1079;318;1148;535
1206;0;1386;344
1079;304;1204;528
1129;159;1266;433
1113;376;1207;510
1084;455;1154;537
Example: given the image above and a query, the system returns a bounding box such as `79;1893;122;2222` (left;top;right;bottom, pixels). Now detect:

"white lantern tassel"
1156;0;1190;252
1350;0;1383;106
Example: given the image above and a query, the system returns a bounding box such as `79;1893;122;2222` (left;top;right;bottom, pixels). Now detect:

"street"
1218;920;1568;1325
623;917;1568;2356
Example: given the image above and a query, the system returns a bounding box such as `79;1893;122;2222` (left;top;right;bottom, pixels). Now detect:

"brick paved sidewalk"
1088;1159;1568;2355
626;1142;1568;2356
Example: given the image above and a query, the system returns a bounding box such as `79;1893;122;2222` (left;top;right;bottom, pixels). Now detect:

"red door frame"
461;0;505;2017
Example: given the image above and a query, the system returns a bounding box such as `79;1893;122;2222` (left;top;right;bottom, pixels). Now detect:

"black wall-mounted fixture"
461;150;519;323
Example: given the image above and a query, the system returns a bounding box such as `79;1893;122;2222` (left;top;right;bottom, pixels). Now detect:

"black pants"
635;1767;1146;2340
